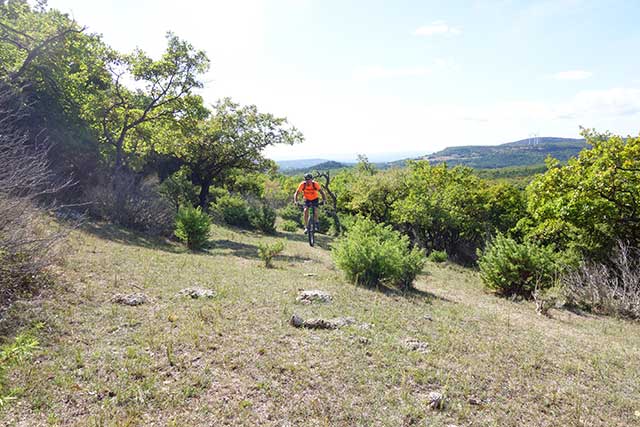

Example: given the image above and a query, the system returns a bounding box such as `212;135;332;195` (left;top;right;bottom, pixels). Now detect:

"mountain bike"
297;201;324;247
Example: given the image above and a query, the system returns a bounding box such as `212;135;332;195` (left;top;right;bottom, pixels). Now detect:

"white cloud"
556;88;640;119
414;21;461;36
552;70;592;80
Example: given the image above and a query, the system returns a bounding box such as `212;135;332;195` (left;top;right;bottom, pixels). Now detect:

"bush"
562;241;640;319
477;233;561;298
279;204;303;226
258;240;286;268
281;220;299;232
332;217;425;290
158;168;199;212
87;172;175;235
175;205;211;250
249;204;277;234
210;194;251;228
427;250;448;263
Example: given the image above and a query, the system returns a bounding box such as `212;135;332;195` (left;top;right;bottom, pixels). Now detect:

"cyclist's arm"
293;185;302;204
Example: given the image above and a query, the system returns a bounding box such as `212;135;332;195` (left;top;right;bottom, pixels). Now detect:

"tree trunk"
198;180;211;210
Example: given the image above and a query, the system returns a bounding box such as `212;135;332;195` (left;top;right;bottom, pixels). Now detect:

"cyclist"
293;173;327;234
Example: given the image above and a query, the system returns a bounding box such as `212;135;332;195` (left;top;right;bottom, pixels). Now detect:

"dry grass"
1;222;639;426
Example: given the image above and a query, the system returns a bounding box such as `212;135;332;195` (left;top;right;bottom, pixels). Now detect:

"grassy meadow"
2;222;639;426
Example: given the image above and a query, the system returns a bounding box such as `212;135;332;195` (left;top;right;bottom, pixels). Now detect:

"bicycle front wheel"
307;213;315;247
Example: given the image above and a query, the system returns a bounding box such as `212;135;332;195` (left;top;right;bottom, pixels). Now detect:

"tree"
177;98;304;209
89;33;209;176
522;129;640;259
391;162;493;263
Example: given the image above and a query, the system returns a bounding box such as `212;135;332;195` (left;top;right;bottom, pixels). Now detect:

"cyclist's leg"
303;202;310;232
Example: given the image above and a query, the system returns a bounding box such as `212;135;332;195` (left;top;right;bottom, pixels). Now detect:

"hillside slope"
422;137;586;169
3;223;639;426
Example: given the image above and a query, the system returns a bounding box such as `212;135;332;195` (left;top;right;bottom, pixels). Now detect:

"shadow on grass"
80;222;181;253
355;280;453;304
274;230;335;250
207;239;312;263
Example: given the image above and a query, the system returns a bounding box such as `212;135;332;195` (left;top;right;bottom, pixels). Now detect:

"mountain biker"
293;173;327;234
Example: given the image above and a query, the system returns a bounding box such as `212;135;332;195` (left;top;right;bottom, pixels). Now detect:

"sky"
47;0;640;161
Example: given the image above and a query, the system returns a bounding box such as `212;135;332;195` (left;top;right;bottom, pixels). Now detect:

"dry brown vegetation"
1;223;639;426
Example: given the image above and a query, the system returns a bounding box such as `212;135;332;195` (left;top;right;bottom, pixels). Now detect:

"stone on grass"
296;290;332;305
178;288;216;299
111;293;148;306
403;338;429;353
427;391;444;410
289;314;356;330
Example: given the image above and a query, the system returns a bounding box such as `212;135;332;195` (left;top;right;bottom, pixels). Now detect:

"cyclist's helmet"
304;173;313;180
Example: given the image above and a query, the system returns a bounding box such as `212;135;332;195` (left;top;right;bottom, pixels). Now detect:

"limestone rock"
296;290;332;305
428;391;444;409
178;288;216;299
289;315;356;330
111;293;148;306
403;338;429;353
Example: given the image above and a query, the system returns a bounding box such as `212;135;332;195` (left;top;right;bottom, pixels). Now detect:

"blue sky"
48;0;640;160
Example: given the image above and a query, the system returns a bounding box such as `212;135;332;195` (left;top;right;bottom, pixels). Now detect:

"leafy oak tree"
176;98;304;209
521;129;640;259
89;33;209;177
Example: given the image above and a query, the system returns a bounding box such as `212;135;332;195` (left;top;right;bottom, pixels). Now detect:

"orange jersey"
296;181;320;200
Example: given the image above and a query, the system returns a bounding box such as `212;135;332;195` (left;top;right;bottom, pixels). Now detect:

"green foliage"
249;204;277;234
332;217;425;290
477;233;561;298
176;98;304;208
278;204;303;226
280;220;299;232
0;331;39;411
159;168;199;211
210;194;251;228
521;130;640;260
258;240;286;268
427;250;448;263
392;162;523;264
174;205;211;250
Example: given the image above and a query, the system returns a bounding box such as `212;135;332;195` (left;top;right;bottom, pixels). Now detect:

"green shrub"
210;194;251;228
427;250;448;263
249;205;277;234
281;220;299;232
258;240;286;268
174;205;211;250
159;168;199;211
477;233;560;298
278;204;303;226
332;217;425;290
316;209;331;234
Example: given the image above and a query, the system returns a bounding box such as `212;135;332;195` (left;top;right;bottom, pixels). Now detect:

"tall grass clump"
174;205;211;250
477;233;560;298
332;217;425;290
0;331;39;411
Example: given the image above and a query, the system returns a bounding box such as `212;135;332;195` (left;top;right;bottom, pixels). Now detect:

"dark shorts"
304;198;319;208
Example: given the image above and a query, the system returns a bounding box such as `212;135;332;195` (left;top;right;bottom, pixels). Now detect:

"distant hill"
282;160;351;176
276;159;333;171
418;137;587;169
